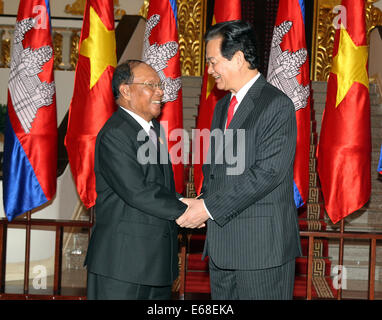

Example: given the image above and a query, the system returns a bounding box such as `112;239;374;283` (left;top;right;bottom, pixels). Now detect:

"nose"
207;62;214;75
155;86;164;99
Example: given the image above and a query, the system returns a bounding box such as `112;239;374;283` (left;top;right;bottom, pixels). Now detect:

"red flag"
317;0;371;224
267;0;311;208
3;0;57;220
193;0;242;195
65;0;117;208
143;0;184;194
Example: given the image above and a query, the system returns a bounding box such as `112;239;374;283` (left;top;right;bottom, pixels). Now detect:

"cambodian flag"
2;0;57;221
267;0;311;208
142;0;184;194
378;146;382;174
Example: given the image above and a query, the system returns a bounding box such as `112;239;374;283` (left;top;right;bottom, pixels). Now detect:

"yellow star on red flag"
331;26;369;108
80;6;117;89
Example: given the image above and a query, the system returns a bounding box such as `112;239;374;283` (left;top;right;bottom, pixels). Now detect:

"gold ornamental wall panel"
65;0;126;18
311;0;382;81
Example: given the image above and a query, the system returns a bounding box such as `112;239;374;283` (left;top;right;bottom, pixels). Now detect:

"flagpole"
23;210;31;294
337;219;345;300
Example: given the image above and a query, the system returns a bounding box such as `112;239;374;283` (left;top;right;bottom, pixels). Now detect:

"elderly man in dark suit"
177;20;302;299
85;60;187;300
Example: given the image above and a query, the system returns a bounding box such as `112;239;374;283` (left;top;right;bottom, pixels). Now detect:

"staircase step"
183;96;199;109
293;275;337;299
184;272;337;298
181;76;203;88
187;254;209;271
298;219;327;231
185;271;210;293
299;238;329;257
295;257;332;276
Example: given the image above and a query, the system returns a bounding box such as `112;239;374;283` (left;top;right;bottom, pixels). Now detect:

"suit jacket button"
210;174;214;179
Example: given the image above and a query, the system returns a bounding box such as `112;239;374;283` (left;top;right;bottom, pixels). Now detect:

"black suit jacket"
85;107;187;286
202;74;302;270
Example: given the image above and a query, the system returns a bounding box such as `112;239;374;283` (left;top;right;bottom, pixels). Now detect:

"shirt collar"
231;72;261;105
120;106;153;134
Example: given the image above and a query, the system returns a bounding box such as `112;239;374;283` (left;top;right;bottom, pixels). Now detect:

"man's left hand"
176;199;209;228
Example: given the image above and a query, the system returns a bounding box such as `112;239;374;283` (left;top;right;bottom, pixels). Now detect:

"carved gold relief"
1;36;10;68
139;0;206;76
65;0;126;18
53;32;63;70
70;30;81;70
178;0;205;76
139;0;150;19
312;0;382;81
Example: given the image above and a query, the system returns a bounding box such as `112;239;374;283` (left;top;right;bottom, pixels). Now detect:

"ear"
119;83;130;100
234;51;245;67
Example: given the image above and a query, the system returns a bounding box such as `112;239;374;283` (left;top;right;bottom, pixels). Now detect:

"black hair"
111;59;143;100
204;20;259;70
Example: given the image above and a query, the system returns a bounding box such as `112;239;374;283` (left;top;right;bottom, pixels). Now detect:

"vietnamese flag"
193;0;242;195
317;0;371;224
65;0;117;208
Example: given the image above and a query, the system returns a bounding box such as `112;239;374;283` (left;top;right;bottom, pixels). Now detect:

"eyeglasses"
128;81;164;91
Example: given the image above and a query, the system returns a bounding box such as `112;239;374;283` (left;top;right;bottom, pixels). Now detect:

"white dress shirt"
120;106;153;134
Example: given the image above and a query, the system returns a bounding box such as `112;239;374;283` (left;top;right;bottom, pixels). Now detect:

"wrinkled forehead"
132;63;160;82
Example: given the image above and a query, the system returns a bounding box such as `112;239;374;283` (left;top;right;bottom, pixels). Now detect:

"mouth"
152;100;162;105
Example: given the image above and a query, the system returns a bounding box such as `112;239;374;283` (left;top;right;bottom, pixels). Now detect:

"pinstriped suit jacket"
202;74;302;270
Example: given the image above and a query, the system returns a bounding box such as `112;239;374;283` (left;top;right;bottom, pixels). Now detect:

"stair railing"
0;211;93;300
301;219;382;300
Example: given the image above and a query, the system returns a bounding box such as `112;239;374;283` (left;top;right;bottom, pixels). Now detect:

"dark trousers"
87;272;172;300
209;258;296;300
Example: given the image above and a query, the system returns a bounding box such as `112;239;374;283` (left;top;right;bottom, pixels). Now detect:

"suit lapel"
210;95;230;168
153;119;173;187
117;108;167;180
227;74;266;131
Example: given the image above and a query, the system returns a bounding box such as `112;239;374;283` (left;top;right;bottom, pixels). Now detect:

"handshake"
176;196;209;229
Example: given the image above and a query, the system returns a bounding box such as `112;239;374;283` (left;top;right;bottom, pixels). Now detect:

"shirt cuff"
203;200;214;220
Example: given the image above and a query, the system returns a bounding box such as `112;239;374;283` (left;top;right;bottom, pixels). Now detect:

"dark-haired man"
177;20;301;299
85;60;187;299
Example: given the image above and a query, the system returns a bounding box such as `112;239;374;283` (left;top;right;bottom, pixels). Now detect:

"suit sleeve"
97;128;187;220
204;95;297;227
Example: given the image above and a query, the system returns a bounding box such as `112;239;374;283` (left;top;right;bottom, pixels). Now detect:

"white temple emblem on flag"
267;21;309;111
8;17;55;133
143;14;182;103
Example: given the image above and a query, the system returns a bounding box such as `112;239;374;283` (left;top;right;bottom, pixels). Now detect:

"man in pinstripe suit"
177;20;302;299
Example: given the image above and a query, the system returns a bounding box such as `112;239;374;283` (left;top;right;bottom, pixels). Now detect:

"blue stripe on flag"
44;0;52;33
2;115;47;221
298;0;306;24
168;0;177;25
294;181;304;208
378;145;382;173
